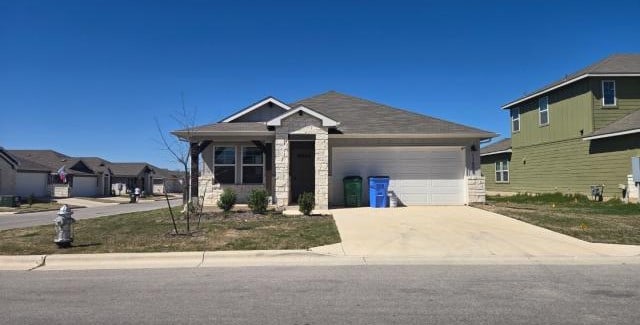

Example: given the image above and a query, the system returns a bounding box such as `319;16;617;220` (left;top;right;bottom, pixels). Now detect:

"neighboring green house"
481;54;640;200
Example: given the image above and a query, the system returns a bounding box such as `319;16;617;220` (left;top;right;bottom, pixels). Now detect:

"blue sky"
2;0;640;170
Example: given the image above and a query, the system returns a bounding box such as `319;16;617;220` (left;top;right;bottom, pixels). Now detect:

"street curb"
38;252;204;271
0;255;46;271
2;251;640;271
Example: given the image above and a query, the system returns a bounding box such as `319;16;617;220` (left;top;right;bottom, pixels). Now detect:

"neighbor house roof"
0;147;20;170
7;150;94;175
76;157;112;174
152;167;184;179
503;54;640;109
583;110;640;140
480;138;512;156
109;163;154;177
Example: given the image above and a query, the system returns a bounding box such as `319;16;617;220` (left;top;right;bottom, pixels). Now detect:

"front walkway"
313;206;640;258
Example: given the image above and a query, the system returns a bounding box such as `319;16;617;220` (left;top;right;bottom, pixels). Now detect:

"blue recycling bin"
368;176;390;208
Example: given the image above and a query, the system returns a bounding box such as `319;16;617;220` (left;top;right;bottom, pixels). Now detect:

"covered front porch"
182;106;334;209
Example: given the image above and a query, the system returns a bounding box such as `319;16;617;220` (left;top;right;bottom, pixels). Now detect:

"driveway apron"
329;206;640;258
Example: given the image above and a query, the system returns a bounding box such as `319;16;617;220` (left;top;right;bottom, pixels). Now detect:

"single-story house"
77;157;114;197
173;91;496;209
109;163;155;196
151;168;184;194
8;150;99;198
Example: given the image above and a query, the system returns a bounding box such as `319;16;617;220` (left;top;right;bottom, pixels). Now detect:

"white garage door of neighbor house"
71;176;98;197
331;147;465;206
15;172;48;198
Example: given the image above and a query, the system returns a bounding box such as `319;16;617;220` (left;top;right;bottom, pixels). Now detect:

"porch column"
190;142;199;200
314;133;329;210
274;132;289;207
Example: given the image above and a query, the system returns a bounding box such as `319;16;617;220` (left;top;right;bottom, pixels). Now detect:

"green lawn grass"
0;208;341;255
0;202;72;214
480;193;640;245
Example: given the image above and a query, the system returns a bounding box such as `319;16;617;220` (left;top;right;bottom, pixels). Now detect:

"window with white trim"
602;80;616;106
214;146;236;184
242;146;264;184
495;160;509;183
511;108;520;132
538;96;549;126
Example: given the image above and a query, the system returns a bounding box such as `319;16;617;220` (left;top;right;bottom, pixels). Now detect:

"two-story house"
481;54;640;200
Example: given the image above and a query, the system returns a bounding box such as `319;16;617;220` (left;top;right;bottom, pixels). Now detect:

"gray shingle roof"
109;163;154;177
7;150;94;174
176;91;496;139
584;109;640;139
0;147;19;169
480;138;512;156
504;54;640;108
291;91;496;137
76;157;112;173
174;122;270;135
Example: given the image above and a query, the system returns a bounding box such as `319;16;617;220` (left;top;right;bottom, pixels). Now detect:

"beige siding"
591;77;640;130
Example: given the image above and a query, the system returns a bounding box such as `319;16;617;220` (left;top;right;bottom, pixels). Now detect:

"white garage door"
72;176;98;197
331;147;465;206
15;172;48;198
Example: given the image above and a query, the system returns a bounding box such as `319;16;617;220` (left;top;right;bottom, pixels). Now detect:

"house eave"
480;149;512;157
502;73;640;109
582;128;640;141
221;97;292;123
172;130;275;140
266;105;340;127
329;133;497;139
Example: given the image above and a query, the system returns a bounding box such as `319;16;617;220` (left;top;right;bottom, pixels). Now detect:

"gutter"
328;133;498;139
582;128;640;141
480;149;512;157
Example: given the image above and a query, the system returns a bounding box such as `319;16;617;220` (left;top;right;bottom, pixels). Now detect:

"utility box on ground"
632;157;640;183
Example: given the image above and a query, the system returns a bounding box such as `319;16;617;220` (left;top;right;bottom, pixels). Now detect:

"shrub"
217;188;236;212
27;194;34;207
298;192;315;216
247;188;269;214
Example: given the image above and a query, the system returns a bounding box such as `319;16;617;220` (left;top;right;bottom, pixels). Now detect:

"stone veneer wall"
466;176;486;203
198;176;264;205
50;184;69;198
274;114;329;209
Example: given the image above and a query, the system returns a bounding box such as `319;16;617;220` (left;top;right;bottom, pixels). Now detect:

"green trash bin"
343;176;363;207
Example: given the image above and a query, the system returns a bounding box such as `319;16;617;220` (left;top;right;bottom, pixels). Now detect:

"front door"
290;141;315;203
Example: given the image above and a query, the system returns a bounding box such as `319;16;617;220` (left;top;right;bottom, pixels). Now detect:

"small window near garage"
538;96;549;126
214;146;236;184
242;146;263;184
602;80;616;107
511;108;520;132
495;160;509;183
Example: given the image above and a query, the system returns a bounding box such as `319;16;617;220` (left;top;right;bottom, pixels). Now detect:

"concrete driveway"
314;206;640;258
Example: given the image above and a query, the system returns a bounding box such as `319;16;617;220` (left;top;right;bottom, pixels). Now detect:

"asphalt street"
0;199;180;230
1;264;639;324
